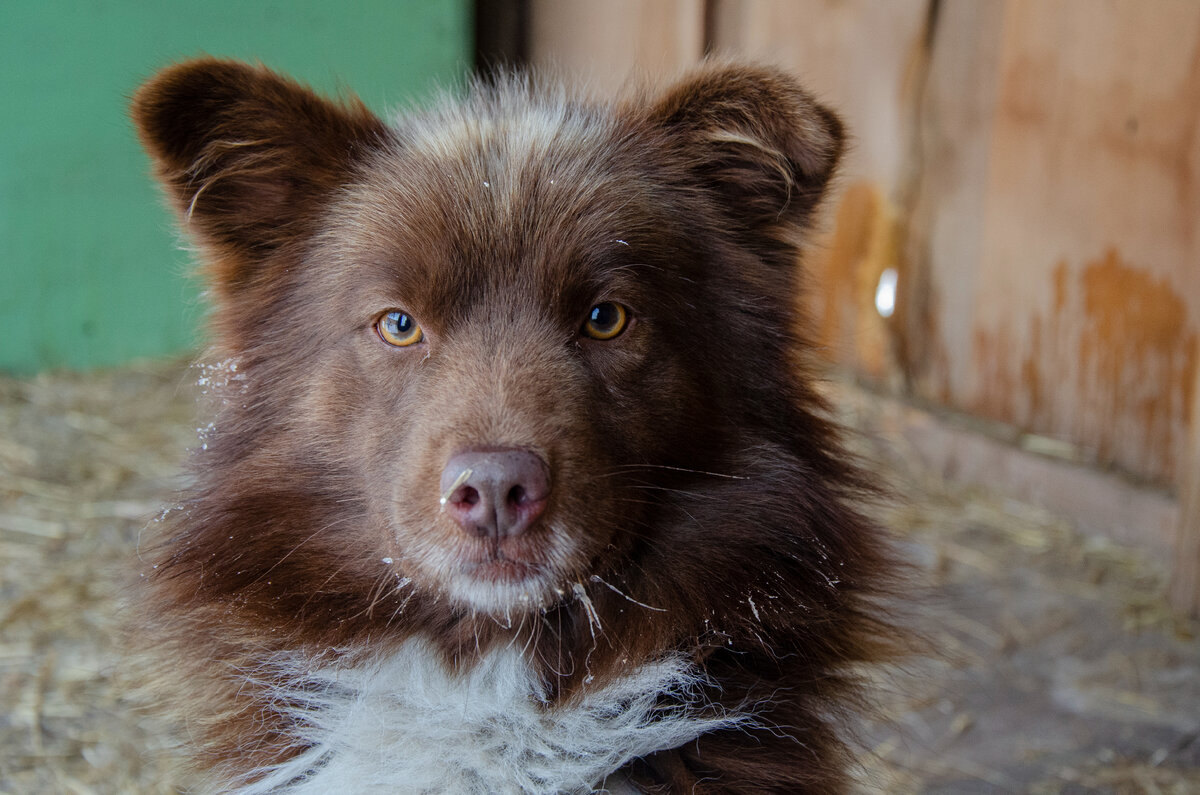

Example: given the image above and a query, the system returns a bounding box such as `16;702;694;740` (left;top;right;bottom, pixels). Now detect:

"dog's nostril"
440;448;550;540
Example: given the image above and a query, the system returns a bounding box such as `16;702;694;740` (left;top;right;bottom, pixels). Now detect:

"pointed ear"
640;62;844;244
131;58;388;281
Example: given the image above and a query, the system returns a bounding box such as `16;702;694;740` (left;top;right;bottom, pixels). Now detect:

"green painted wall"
1;0;470;373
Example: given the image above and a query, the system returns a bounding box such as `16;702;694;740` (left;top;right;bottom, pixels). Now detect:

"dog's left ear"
131;58;389;288
639;62;844;243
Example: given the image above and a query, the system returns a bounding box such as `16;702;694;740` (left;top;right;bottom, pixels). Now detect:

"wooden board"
1170;365;1200;616
526;0;705;93
909;0;1200;484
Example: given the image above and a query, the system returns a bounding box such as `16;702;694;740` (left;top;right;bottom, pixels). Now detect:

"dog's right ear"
636;62;844;256
131;58;388;285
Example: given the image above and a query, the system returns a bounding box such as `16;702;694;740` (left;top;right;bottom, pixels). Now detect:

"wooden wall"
911;1;1200;487
527;0;705;90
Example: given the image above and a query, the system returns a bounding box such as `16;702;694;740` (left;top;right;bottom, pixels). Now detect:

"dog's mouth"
459;546;544;585
433;532;573;613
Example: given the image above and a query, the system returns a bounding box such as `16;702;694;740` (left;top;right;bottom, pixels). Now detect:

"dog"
132;57;896;793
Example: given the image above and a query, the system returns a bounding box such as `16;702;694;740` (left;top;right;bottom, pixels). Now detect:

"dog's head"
133;59;843;619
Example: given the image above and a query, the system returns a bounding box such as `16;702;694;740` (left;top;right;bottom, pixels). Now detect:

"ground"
0;360;1197;793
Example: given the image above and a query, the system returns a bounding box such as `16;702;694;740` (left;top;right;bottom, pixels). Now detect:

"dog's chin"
445;564;562;615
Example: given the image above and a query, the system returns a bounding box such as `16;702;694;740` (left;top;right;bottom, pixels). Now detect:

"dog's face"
132;61;842;617
303;119;699;612
319;123;709;612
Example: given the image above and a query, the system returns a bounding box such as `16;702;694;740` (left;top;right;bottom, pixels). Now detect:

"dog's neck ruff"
231;639;746;794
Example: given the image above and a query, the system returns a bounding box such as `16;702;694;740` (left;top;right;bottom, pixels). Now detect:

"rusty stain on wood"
973;250;1196;483
1078;249;1197;475
973;326;1018;424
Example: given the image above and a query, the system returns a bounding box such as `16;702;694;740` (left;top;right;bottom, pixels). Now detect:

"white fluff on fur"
231;639;748;794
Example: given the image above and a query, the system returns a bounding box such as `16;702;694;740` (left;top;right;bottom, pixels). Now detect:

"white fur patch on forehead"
398;105;592;162
228;640;749;794
387;81;617;180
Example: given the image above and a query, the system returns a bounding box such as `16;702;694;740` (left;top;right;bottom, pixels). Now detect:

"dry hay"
0;360;1197;793
0;360;196;793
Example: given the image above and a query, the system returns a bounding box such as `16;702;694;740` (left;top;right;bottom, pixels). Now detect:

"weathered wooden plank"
901;0;1007;404
526;0;705;92
913;0;1200;484
1170;366;1200;616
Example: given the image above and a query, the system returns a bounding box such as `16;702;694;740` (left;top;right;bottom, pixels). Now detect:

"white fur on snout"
230;640;748;794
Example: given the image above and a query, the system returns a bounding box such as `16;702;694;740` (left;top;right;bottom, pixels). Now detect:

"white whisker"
604;463;749;480
589;575;666;612
572;582;602;639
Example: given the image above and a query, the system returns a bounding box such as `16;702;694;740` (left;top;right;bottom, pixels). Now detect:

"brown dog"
132;58;896;793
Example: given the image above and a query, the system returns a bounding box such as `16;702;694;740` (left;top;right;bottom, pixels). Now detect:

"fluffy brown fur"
132;57;898;792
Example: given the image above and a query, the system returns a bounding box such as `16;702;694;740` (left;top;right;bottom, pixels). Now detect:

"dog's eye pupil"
377;310;423;347
583;302;629;341
390;312;413;334
590;304;617;328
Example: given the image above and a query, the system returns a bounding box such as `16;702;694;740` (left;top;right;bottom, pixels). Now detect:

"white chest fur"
231;639;745;794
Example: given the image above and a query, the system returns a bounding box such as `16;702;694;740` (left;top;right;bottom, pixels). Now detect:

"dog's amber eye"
582;302;629;340
376;310;424;347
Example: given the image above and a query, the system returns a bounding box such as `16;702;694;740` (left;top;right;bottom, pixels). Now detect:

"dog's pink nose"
440;448;550;540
